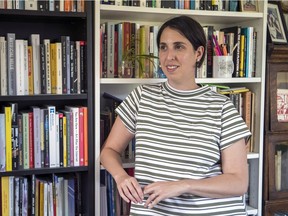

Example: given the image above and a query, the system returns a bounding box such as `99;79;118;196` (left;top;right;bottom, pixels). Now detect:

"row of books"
0;0;85;12
0;103;88;172
214;86;255;152
100;20;257;79
0;173;82;216
198;25;257;78
101;169;134;216
0;34;86;96
275;148;288;192
100;22;163;79
101;92;135;160
101;0;241;11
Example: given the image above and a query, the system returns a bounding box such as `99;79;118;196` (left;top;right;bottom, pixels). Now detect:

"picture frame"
267;1;288;44
240;0;259;12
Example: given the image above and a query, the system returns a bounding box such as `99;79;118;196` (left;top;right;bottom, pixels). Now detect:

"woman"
100;15;251;215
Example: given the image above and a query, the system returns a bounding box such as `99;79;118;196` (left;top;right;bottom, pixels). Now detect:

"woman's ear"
196;46;205;61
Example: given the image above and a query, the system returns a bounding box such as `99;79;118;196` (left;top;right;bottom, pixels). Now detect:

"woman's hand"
115;174;144;204
143;181;187;209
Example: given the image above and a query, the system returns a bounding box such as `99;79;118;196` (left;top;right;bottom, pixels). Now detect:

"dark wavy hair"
156;15;206;67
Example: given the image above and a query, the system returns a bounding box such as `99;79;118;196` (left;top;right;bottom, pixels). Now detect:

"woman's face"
158;27;202;89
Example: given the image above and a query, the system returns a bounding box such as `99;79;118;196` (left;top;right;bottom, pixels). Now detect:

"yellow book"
28;45;34;95
5;106;12;171
1;176;10;216
39;181;44;216
50;43;57;94
63;115;67;167
239;35;245;77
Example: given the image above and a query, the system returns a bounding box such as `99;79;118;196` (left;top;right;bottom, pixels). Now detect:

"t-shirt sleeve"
220;98;252;150
115;85;143;134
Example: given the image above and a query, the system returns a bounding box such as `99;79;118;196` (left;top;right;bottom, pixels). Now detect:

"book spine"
10;103;19;170
78;107;84;166
30;34;41;95
48;105;57;167
5;106;12;171
7;33;16;95
17;114;23;170
43;39;52;94
40;43;46;94
0;37;7;95
32;107;41;168
29;112;34;168
0;113;6;171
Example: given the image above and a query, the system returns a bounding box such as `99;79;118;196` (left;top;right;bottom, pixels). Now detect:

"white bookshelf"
94;1;267;215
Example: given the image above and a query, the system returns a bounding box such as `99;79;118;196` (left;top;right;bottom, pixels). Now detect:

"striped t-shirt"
116;81;251;216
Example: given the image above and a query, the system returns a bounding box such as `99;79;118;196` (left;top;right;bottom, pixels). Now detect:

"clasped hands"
115;174;185;209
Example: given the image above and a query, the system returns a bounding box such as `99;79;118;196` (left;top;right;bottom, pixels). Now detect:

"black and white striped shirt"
116;81;251;216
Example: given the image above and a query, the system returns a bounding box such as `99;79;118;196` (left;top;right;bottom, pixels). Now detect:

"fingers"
118;177;144;204
144;193;160;209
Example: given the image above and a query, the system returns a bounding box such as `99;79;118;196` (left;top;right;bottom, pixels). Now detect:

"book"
0;113;5;172
46;105;57;167
0;37;7;96
10;102;19;170
43;39;52;94
7;33;16;95
31;106;41;168
30;34;41;95
4;106;12;171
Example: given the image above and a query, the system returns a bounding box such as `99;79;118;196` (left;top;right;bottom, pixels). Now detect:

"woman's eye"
175;44;184;50
159;45;166;51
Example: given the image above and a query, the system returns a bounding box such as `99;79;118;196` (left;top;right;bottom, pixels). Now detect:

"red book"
78;107;84;166
82;107;88;166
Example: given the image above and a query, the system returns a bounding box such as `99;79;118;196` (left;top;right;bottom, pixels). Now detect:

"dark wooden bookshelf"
0;1;95;215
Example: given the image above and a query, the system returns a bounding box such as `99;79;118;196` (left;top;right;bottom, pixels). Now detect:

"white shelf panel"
100;5;263;24
100;77;262;84
247;205;258;215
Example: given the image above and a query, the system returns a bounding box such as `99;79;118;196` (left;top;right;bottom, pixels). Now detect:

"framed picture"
240;0;259;12
267;1;288;44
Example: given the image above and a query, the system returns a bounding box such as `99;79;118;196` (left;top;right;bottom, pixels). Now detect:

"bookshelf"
0;2;94;215
94;1;267;215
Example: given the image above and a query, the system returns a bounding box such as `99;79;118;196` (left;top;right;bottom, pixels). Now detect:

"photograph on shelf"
277;89;288;122
240;0;259;12
267;1;288;44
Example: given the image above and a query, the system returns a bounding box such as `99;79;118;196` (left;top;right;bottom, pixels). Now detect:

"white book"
0;113;5;172
9;176;14;216
15;39;25;95
115;0;122;6
31;106;41;168
24;0;38;10
47;105;57;167
43;39;51;94
0;37;7;95
60;0;64;11
7;0;12;9
0;1;5;8
65;106;79;166
140;0;146;7
44;181;48;216
30;34;41;94
23;40;29;95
